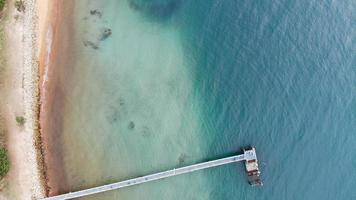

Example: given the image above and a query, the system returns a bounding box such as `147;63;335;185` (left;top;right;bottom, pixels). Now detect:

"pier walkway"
42;152;251;200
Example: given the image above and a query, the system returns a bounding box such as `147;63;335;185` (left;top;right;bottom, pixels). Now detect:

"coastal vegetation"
0;115;9;181
0;0;5;12
0;116;5;150
15;116;25;126
14;0;24;12
0;0;9;181
0;110;8;181
0;148;9;178
0;120;8;181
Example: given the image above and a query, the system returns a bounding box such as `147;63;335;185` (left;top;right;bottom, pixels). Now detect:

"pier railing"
41;154;246;200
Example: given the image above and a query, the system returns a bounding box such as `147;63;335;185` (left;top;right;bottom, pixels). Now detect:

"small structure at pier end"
243;146;263;186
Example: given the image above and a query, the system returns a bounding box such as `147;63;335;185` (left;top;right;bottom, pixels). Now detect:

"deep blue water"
176;0;356;199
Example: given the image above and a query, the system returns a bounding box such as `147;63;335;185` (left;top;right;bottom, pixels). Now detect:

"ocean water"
52;0;355;199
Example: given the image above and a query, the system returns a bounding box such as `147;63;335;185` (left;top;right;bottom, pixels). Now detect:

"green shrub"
0;0;5;12
0;148;9;178
16;116;25;126
14;0;25;12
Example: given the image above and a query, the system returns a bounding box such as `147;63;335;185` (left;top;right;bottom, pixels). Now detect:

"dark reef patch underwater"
128;0;181;20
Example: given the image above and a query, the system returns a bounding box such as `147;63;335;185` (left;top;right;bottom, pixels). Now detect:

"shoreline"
2;0;49;199
38;0;74;196
22;0;45;197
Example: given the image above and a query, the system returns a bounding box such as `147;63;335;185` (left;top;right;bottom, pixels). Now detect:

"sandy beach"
1;0;49;199
38;0;78;196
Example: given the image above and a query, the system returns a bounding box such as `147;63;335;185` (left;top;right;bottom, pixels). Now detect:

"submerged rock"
178;153;187;164
141;126;151;137
106;105;120;124
119;98;125;106
90;9;102;18
99;28;112;41
128;121;135;130
129;0;181;20
83;40;99;49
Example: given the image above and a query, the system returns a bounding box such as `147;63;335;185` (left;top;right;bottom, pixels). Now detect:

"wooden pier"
41;147;261;200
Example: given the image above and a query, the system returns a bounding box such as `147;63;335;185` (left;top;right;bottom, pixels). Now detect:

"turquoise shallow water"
54;0;355;199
